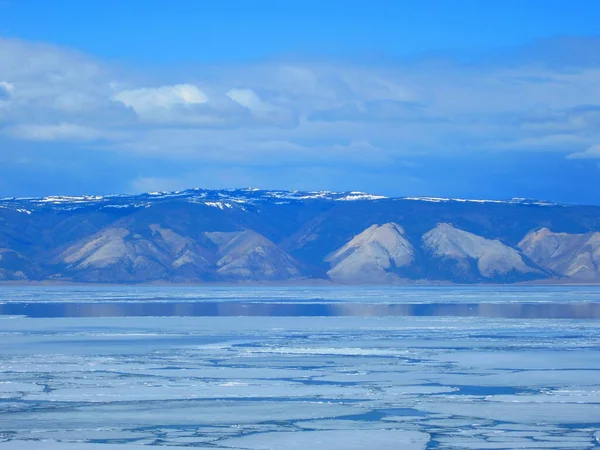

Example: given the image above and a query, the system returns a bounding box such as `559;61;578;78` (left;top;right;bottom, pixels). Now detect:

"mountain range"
1;188;599;284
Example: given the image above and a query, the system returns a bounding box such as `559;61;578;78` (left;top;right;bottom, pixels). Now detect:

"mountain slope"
0;249;44;281
58;225;214;282
325;223;414;283
206;230;302;281
422;223;541;282
519;228;600;281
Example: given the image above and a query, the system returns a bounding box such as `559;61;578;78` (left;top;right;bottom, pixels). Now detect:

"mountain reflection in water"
1;301;600;319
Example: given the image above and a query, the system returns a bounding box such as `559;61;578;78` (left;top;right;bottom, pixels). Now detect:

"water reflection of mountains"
2;302;600;319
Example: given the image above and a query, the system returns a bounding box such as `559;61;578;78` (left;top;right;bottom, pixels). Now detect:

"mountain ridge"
1;188;600;284
0;188;566;213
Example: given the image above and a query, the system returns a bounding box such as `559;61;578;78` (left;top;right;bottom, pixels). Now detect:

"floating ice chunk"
489;390;600;404
0;443;212;450
220;429;429;450
0;381;44;398
435;369;600;388
428;351;600;370
296;419;407;430
435;432;594;449
246;346;408;356
0;401;365;430
23;379;372;402
417;399;600;424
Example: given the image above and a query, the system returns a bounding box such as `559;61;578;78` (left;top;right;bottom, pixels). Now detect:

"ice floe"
0;287;599;448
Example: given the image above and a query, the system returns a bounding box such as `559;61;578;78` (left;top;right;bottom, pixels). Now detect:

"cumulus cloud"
112;84;208;113
2;35;600;172
0;37;130;132
110;84;232;126
0;38;108;105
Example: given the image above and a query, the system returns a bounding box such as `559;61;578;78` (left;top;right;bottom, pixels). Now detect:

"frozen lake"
1;286;600;449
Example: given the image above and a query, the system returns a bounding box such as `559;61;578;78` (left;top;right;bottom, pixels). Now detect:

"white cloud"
111;84;208;113
2;36;600;167
0;81;14;99
225;87;297;127
5;123;100;141
567;144;600;159
0;38;108;106
226;88;263;110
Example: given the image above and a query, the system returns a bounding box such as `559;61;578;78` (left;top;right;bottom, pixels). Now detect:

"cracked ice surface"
0;290;600;449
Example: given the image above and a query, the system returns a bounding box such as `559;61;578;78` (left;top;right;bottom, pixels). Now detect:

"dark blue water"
1;301;600;318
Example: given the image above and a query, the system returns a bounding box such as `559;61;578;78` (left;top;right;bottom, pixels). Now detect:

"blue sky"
1;0;600;203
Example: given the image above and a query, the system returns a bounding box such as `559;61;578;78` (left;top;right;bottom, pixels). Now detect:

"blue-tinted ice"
0;286;599;449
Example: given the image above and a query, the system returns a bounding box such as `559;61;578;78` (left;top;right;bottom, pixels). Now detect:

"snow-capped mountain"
0;188;389;213
0;188;598;284
0;188;562;214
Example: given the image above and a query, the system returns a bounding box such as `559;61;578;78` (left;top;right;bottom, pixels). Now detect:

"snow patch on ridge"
403;196;557;206
205;202;234;210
